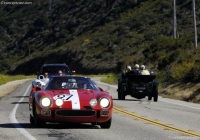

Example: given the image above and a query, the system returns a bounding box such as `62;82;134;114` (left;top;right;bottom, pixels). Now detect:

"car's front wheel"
148;95;152;100
33;104;46;127
34;112;46;127
153;86;158;102
118;91;125;100
118;85;125;100
30;114;34;125
100;117;112;129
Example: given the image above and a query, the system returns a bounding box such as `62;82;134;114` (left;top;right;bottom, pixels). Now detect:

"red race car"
29;75;113;128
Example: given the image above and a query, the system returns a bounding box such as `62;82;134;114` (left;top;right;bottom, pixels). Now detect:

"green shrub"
169;61;194;82
186;61;200;82
100;73;118;85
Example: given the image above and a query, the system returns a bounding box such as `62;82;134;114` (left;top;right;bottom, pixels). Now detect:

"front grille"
56;110;96;117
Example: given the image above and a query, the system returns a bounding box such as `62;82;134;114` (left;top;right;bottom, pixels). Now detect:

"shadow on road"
12;96;29;98
112;98;139;101
0;123;100;129
11;101;29;104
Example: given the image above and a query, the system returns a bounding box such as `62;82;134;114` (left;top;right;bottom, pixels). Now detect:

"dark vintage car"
38;63;75;78
117;73;159;102
29;75;113;128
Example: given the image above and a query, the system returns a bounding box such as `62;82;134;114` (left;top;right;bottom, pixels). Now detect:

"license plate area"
136;87;146;90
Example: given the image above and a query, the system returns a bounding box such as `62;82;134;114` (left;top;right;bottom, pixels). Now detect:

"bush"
186;61;200;82
169;61;194;82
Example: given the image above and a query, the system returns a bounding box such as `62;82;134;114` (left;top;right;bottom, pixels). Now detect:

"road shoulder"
0;79;32;100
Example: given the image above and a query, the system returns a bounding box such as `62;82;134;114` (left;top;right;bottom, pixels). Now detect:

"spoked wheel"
118;89;121;100
118;87;125;100
153;86;158;102
121;92;125;100
118;82;122;100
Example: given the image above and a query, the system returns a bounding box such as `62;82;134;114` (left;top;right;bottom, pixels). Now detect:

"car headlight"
99;97;110;108
56;98;64;106
89;98;97;107
41;97;51;108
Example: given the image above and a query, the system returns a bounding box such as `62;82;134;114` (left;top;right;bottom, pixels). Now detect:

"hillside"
0;0;200;84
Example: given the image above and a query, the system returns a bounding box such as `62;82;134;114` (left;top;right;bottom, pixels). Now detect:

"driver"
68;82;78;88
53;79;62;89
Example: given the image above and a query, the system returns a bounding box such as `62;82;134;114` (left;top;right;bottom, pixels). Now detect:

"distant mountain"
0;0;200;83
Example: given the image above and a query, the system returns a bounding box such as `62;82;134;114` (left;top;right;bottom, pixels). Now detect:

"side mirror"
36;87;42;91
32;86;42;93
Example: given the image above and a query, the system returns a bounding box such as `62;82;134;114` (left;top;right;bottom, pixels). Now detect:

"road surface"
0;78;200;140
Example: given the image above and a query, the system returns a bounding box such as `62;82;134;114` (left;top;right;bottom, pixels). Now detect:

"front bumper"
37;108;112;123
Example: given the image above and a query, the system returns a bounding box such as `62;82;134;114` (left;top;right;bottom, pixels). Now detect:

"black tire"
153;87;158;102
34;113;46;127
118;89;125;100
91;122;97;126
33;104;46;127
118;81;121;100
148;95;152;100
118;90;121;100
30;114;34;125
100;118;112;129
118;79;125;100
121;92;125;100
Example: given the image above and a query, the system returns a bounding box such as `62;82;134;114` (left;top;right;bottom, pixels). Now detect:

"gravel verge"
0;79;32;99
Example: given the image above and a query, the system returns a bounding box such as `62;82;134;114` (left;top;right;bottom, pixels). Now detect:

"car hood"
50;89;96;100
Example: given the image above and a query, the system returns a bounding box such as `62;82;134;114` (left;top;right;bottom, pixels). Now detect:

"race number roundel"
53;90;80;109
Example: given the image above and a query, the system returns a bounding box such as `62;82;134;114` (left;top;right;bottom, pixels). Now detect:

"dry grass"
0;74;35;85
100;73;118;85
0;79;33;98
159;82;200;103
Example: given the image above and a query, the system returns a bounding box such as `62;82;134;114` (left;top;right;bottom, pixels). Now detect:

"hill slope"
0;0;200;83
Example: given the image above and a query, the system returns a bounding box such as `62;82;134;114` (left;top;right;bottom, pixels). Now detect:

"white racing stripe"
9;85;37;140
69;90;81;110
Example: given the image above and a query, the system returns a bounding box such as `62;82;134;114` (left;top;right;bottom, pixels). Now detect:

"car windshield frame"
40;66;71;75
44;76;99;90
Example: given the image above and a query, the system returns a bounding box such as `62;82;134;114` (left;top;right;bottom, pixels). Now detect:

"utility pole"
173;0;177;39
192;0;198;49
49;0;52;11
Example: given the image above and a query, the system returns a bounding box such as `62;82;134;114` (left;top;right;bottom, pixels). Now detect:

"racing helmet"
134;64;139;69
140;65;145;70
127;65;132;71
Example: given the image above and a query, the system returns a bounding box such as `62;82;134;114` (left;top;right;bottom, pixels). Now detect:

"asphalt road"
0;78;200;140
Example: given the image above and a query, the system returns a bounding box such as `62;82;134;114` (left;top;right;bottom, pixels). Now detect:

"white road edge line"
9;85;37;140
95;80;200;111
159;99;200;111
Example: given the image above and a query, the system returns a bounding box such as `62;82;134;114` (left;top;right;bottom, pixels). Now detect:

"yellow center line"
114;106;200;139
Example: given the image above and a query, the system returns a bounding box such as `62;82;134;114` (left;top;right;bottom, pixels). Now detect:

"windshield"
40;66;71;75
44;76;99;90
